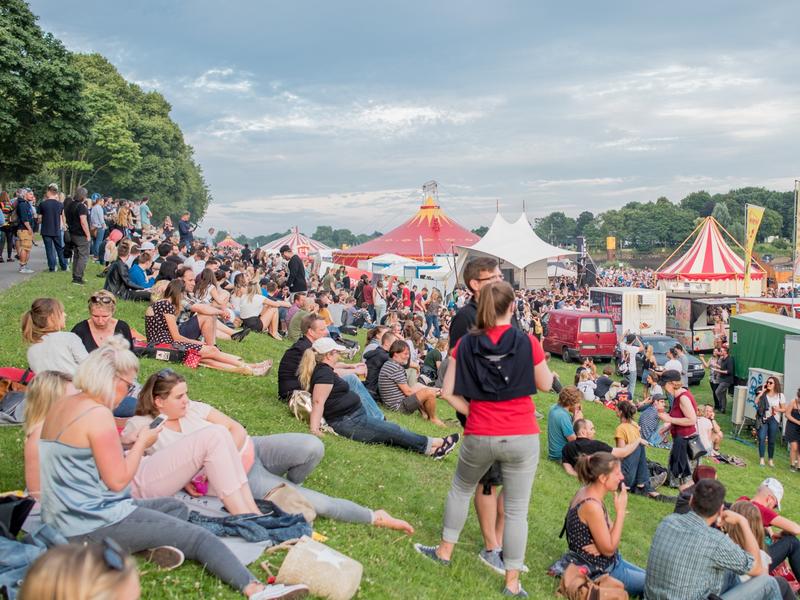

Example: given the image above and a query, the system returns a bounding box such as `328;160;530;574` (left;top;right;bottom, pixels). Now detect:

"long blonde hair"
245;281;261;302
24;371;72;435
19;541;137;600
728;500;767;552
298;348;329;391
21;298;64;343
74;336;139;408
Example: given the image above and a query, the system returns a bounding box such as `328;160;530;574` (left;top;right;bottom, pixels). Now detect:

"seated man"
547;386;583;460
283;291;306;331
364;331;394;401
562;418;663;496
697;404;723;454
278;314;383;421
638;393;671;449
286;297;317;343
594;366;614;400
738;478;800;582
378;340;442;425
104;242;151;301
645;479;780;600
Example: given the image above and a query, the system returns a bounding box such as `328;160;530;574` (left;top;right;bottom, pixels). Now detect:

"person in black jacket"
104;242;150;301
281;244;307;293
364;331;396;400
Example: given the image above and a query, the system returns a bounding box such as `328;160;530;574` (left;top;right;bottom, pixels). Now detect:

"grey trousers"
71;234;90;281
441;434;540;570
69;497;254;591
247;433;373;524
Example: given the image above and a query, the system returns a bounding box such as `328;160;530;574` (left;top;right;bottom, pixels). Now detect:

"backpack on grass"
0;368;34;426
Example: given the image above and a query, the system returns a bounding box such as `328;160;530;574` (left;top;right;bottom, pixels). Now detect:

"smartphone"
149;414;168;429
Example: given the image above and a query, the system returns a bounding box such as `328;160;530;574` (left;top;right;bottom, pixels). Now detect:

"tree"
680;191;713;215
214;230;229;244
472;226;489;237
0;0;88;185
534;212;576;246
574;211;594;236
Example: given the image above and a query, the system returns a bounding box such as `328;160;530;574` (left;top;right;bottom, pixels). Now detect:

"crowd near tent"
332;196;478;267
456;212;577;289
656;217;765;297
261;227;332;258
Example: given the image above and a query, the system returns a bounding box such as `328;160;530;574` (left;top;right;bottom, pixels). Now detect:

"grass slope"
0;265;794;599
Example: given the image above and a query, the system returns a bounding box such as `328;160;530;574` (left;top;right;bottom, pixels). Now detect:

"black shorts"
480;461;503;493
241;316;264;332
178;315;202;340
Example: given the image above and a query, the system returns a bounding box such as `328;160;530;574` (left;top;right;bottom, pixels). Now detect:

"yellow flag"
744;203;765;292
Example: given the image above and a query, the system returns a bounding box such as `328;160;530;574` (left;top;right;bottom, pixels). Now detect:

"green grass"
0;264;795;599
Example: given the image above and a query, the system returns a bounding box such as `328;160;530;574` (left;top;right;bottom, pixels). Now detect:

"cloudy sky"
31;1;800;237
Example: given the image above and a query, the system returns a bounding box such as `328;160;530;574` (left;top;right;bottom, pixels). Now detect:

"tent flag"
744;204;765;291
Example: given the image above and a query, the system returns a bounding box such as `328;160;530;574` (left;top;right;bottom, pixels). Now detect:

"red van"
542;310;617;362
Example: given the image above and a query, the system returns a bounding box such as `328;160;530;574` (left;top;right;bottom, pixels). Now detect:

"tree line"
0;0;211;221
213;226;383;250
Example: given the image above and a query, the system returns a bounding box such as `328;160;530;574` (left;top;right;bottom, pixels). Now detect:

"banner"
743;203;764;292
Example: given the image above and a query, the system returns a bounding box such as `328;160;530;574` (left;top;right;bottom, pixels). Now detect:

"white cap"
140;241;155;251
761;478;784;510
312;337;347;354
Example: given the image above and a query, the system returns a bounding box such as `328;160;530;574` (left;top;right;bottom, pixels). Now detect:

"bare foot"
430;418;446;427
373;509;414;534
269;333;282;341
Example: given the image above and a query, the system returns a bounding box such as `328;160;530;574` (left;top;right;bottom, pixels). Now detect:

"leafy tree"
758;208;783;242
534;212;576;246
0;0;88;185
680;191;713;215
471;226;489;237
214;230;229;244
574;211;594;236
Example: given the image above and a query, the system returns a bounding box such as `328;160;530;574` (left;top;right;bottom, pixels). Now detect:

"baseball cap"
660;370;682;384
312;337;347;354
47;183;59;192
650;392;665;401
762;477;784;510
140;242;155;251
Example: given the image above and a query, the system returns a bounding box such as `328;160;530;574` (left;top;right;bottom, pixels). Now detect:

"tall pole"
793;179;799;312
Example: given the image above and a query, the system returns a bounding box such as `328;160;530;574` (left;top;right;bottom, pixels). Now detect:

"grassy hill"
0;265;793;599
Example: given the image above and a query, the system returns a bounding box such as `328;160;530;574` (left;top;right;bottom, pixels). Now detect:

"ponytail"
575;451;619;485
298;349;322;391
21;298;65;343
474;281;515;332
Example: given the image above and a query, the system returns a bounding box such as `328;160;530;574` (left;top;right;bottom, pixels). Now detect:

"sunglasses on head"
90;295;115;305
102;537;125;571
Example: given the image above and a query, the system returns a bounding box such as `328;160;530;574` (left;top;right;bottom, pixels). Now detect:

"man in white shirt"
663;348;683;376
620;333;644;399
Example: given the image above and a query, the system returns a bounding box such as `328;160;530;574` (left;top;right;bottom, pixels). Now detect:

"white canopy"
456;213;577;289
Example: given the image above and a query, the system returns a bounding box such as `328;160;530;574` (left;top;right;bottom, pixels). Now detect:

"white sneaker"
250;583;309;600
19;267;34;274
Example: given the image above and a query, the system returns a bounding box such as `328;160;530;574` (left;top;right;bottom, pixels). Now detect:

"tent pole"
655;217;706;271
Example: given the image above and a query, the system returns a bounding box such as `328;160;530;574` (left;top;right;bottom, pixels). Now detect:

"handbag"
686;435;708;461
558;563;628;600
276;535;363;600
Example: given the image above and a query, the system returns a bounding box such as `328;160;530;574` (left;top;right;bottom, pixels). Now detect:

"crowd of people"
3;189;800;600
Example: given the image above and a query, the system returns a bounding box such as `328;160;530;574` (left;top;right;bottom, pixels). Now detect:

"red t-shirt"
737;497;778;527
401;287;411;308
452;324;545;436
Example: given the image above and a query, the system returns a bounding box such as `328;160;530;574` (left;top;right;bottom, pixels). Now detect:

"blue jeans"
327;405;429;454
342;373;384;421
721;571;781;599
425;314;441;338
758;418;780;459
42;234;67;271
91;227;106;258
609;556;645;598
621;444;651;491
113;395;137;418
627;376;636;400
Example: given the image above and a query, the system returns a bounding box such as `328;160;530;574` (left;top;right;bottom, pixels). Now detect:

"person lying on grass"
121;368;413;533
36;336;307;600
299;337;459;458
144;278;271;375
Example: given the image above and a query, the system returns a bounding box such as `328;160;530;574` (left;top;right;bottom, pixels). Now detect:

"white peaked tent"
456;213;577;289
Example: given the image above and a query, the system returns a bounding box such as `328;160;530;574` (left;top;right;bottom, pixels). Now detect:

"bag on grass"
264;483;316;524
276;535;363;600
132;340;200;368
557;563;628;600
0;368;33;426
287;390;335;434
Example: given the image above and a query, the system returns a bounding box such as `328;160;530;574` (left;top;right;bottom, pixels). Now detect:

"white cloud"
190;68;252;93
524;177;627;188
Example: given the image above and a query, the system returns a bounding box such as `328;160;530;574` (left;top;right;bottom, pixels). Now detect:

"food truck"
665;294;737;352
588;287;666;338
736;297;800;319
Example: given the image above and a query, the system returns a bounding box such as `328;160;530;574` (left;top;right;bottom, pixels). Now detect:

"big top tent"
656;217;765;296
260;227;332;258
332;191;478;267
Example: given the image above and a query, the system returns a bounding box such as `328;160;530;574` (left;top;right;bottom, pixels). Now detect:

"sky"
30;0;800;237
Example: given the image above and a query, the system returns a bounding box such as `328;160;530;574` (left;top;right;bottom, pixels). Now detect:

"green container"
729;311;800;379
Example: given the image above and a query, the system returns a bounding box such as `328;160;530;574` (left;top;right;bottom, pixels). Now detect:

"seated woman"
129;252;155;289
238;281;290;340
577;370;597;402
145;279;271;375
614;400;663;497
23;298;87;375
300;337;457;457
71;291;134;352
175;267;241;342
564;452;646;597
195;268;230;309
123;369;413;532
37;337;307;600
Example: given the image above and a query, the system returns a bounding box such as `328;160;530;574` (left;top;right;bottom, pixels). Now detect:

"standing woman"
640;345;658;392
424;288;442;340
784;389;800;472
755;377;786;468
414;281;554;598
162;215;174;240
373;279;387;326
699;348;721;401
0;191;15;262
657;369;698;490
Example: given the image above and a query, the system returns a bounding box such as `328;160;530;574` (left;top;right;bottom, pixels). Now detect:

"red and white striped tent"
216;236;243;249
656;217;764;296
260;227;331;258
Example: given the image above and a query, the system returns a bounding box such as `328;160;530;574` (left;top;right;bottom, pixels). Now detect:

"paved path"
0;238;51;292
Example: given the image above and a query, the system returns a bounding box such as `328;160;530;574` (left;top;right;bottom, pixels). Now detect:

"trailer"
588;287;666;338
665;294;737;352
736;297;800;319
729;311;800;380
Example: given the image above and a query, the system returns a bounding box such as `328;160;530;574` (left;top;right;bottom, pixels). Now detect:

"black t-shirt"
718;356;734;384
310;363;361;420
71;319;133;353
38;199;63;237
448;299;478;351
595;375;613;399
278;337;312;398
66;201;89;237
561;438;613;467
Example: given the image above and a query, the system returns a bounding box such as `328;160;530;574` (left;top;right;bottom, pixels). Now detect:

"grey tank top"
39;405;136;537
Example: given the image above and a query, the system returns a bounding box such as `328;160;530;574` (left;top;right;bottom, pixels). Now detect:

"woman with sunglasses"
71;291;134;353
755;377;786;468
123;368;414;533
37;337;308;600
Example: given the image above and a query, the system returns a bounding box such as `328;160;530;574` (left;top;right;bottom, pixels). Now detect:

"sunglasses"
156;368;176;379
102;537;126;571
90;295;116;305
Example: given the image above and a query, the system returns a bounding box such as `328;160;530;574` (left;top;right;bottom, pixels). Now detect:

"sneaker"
501;584;529;598
135;546;184;570
478;548;505;575
432;433;460;460
648;471;668;490
250;583;309;600
19;267;34;274
72;278;85;285
498;550;529;573
413;543;450;566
